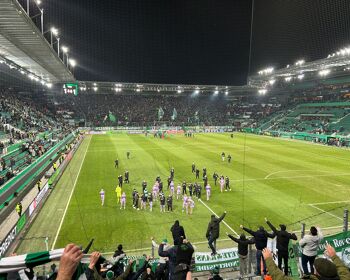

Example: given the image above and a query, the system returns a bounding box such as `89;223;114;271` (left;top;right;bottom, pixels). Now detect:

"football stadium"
0;1;350;280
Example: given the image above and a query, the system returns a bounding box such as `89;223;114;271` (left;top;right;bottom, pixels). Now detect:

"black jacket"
206;212;226;239
243;227;274;250
159;244;177;280
171;221;186;245
266;221;297;254
228;234;255;256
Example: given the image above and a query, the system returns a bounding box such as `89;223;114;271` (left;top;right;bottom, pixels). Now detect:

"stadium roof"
248;50;350;89
0;0;75;84
77;81;257;95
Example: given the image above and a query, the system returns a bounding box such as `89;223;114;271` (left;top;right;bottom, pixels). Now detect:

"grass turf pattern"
17;133;350;254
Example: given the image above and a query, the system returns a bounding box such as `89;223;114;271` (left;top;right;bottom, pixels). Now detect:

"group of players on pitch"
99;151;232;213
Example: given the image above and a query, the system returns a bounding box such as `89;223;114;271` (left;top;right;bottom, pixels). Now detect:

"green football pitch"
17;133;350;254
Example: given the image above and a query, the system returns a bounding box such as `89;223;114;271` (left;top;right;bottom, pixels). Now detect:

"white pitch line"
231;173;350;183
198;199;239;237
308;204;343;221
264;170;332;180
51;136;92;250
309;200;350;206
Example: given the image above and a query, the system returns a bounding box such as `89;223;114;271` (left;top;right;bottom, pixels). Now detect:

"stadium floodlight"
114;87;122;92
194;89;199;94
319;69;331;77
46;83;52;88
295;60;305;66
50;27;58;36
69;59;76;67
28;74;34;80
36;0;41;5
20;70;25;75
258;67;274;75
61;46;68;53
286;64;290;68
258;89;267;95
297;74;304;80
136;88;141;92
285;76;292;82
93;87;98;92
115;83;122;87
40;80;45;85
93;82;97;86
225;91;228;96
214;90;219;95
269;79;276;85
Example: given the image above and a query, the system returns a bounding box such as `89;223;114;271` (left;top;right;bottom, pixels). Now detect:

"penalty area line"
308;204;343;221
51;136;92;250
198;199;239;237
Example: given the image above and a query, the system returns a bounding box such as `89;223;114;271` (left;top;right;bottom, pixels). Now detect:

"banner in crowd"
288;231;350;280
194;247;239;272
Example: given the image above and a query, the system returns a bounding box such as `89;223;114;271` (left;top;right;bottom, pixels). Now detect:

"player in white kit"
120;192;126;209
100;189;105;206
206;184;211;201
219;176;225;193
176;184;181;200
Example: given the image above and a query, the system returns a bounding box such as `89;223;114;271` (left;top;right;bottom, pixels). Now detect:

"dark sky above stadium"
43;0;350;85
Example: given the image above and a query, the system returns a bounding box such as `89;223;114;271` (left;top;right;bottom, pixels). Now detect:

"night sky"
42;0;350;85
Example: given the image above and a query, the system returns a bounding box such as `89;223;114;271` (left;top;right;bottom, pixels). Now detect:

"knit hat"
106;270;114;279
212;266;219;275
314;258;338;278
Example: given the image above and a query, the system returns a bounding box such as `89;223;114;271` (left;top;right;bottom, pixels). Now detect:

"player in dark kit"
167;195;173;212
142;180;147;192
192;162;195;173
213;172;219;186
182;181;187;195
189;183;193;197
227;155;232;163
170;167;174;179
203;167;207;177
203;175;208;187
196;168;200;179
118;175;123;187
159;180;163;193
225;176;231;191
133;190;139;210
124;171;129;183
197;184;202;200
156;175;161;183
167;177;172;190
126;151;130;159
115;159;119;168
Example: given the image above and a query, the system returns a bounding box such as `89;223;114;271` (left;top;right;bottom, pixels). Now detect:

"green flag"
158;107;164;120
171;108;177;121
109;111;117;123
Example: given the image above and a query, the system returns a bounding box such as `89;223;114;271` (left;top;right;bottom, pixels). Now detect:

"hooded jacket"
206;212;226;240
242;226;274;250
171;221;186;245
266;221;297;254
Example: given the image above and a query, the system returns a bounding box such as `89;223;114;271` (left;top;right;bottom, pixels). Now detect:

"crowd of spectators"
0;90;74;186
16;219;348;280
51;93;282;128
